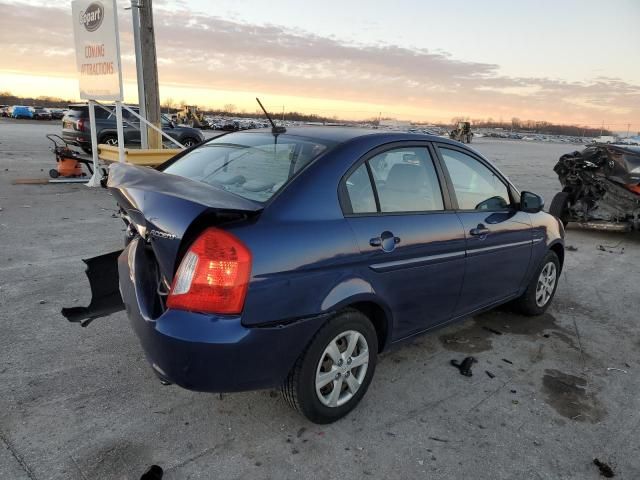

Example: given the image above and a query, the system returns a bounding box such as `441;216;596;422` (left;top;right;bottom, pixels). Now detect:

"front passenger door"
436;145;533;315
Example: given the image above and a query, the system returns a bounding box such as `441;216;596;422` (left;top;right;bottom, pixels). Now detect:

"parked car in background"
49;108;65;120
68;127;565;424
61;104;205;153
32;107;52;120
11;106;33;119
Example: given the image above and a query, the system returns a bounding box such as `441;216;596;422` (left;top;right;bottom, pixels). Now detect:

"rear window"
162;132;335;202
66;107;111;119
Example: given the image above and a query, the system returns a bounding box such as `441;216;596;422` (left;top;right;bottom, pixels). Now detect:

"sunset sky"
0;0;638;128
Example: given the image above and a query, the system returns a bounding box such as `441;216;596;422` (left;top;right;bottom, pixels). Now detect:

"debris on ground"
565;245;578;251
593;458;615;478
485;370;495;379
140;465;163;480
482;326;502;335
502;358;513;365
428;436;449;443
606;367;628;374
450;356;477;376
442;336;469;345
597;243;625;254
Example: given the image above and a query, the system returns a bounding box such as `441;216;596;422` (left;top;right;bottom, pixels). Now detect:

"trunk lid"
108;162;262;282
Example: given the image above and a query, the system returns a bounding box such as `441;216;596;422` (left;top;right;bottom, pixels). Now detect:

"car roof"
230;126;454;145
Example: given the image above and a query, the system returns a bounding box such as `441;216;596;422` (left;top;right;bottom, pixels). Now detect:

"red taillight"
77;118;86;131
166;228;251;315
625;184;640;195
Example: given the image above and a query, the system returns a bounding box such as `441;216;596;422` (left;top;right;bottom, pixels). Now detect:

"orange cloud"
1;1;638;126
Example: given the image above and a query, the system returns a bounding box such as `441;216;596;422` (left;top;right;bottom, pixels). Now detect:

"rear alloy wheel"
512;250;560;316
315;330;369;408
282;309;378;424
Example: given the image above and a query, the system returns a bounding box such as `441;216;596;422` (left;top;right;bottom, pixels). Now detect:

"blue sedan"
66;127;564;423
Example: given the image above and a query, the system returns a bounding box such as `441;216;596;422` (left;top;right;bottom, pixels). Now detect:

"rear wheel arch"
348;301;390;352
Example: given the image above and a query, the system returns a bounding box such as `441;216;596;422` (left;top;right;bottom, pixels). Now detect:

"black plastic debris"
502;358;514;365
597;243;625;254
485;371;495;379
565;245;578;252
451;356;477;377
140;465;163;480
593;458;615;478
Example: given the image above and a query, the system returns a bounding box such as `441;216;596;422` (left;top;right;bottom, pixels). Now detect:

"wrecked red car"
549;144;640;231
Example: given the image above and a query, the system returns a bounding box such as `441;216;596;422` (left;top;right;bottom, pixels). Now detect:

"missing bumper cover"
61;250;125;327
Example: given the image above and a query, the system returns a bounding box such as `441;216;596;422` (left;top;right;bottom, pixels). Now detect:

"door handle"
370;231;401;251
470;224;490;236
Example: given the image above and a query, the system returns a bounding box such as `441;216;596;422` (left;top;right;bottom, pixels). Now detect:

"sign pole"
72;0;125;183
86;100;101;186
115;101;125;162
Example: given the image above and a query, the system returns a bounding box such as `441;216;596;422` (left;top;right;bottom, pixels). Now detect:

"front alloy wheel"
512;250;560;316
535;262;557;307
282;309;378;424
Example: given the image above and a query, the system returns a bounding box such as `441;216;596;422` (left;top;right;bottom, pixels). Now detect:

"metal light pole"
131;0;148;149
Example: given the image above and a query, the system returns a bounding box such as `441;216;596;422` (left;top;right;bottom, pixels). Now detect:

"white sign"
72;0;123;100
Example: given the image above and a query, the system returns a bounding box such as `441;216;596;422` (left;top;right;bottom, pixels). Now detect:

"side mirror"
520;191;544;213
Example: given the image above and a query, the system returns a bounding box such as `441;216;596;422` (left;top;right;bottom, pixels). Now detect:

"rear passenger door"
435;144;533;314
341;143;466;341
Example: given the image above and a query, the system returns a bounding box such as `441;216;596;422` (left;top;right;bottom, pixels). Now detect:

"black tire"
282;309;378;424
549;192;570;226
49;169;59;178
512;250;560;316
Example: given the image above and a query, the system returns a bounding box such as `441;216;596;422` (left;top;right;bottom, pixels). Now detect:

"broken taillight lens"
166;228;251;315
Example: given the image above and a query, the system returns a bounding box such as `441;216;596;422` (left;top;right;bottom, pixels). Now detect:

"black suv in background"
33;107;52;120
62;104;204;153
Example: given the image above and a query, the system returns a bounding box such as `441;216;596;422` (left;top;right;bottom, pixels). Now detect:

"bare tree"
224;104;236;114
161;97;174;114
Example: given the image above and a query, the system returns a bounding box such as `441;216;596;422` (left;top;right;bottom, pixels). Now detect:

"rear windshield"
162;132;335;202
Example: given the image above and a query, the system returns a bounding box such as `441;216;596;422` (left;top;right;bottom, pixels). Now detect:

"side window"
368;147;444;212
345;163;377;214
439;148;510;211
94;108;112;120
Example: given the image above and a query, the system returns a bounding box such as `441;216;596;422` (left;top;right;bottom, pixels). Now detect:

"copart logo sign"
79;2;104;32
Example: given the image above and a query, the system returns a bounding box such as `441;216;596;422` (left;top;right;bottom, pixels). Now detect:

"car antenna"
256;97;286;134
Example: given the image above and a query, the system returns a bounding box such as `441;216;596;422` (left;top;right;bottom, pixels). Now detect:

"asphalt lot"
1;118;639;480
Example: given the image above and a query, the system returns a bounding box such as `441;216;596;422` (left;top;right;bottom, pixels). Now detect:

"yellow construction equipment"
176;105;210;129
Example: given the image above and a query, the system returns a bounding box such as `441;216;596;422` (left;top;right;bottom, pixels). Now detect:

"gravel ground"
1;118;639;480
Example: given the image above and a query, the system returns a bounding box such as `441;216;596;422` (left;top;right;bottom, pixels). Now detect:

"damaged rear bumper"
118;237;326;392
